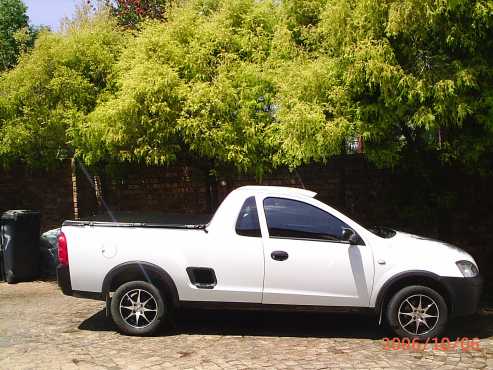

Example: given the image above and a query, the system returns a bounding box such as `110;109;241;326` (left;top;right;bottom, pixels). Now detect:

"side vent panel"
186;267;217;289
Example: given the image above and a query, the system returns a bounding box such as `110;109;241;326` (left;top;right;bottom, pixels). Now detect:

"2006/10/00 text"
383;337;481;351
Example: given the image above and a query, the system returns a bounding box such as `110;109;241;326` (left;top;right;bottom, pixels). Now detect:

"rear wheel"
110;280;166;336
386;285;448;340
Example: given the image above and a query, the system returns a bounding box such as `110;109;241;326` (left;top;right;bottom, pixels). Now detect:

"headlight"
456;260;479;277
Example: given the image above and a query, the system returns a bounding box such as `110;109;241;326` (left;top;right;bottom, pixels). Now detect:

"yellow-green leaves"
1;0;492;173
0;9;124;167
80;61;185;165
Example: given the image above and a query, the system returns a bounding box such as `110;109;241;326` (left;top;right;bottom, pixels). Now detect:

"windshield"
313;196;397;239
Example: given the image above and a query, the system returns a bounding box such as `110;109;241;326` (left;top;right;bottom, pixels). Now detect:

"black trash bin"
0;210;41;283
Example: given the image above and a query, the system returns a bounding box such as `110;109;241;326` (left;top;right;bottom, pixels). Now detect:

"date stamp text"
382;337;481;351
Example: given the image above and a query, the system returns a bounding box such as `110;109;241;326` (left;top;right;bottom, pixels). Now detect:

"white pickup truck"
57;186;482;338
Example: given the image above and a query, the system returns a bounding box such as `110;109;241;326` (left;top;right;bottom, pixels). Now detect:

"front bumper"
56;264;73;296
441;276;483;317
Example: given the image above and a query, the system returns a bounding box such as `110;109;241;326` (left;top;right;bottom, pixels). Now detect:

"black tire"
386;285;448;340
110;280;166;336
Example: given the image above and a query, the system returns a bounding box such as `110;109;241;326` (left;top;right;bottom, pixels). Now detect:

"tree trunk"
70;158;80;220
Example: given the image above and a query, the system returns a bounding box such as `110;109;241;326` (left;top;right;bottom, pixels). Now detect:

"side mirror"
341;228;363;245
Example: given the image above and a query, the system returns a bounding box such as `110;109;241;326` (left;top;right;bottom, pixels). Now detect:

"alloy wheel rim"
398;294;439;336
119;288;158;329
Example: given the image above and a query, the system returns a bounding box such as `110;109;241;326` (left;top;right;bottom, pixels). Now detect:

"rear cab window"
235;196;261;237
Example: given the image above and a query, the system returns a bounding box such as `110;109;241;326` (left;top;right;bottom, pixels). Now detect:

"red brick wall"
0;164;74;231
100;165;209;215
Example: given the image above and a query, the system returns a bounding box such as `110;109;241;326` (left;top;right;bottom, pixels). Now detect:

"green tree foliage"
0;7;125;166
78;0;283;176
1;0;493;174
0;0;37;71
311;0;493;169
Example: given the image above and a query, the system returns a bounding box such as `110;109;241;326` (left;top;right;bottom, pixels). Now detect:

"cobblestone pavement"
0;282;492;370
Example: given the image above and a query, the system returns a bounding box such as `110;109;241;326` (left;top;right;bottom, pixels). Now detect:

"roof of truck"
235;185;317;198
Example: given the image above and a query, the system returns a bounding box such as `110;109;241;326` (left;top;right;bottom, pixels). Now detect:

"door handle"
271;250;289;261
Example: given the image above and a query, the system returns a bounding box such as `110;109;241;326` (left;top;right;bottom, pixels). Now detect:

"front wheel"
110;280;166;336
386;285;448;340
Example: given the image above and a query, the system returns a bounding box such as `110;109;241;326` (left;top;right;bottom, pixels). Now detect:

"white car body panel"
368;231;477;307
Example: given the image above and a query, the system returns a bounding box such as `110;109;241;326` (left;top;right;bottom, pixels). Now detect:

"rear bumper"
56;265;103;300
441;276;483;317
56;264;73;296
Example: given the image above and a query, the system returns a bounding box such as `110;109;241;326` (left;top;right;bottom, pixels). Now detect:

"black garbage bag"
39;228;60;278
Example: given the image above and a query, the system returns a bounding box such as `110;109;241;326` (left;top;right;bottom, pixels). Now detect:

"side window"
235;196;261;237
263;197;350;241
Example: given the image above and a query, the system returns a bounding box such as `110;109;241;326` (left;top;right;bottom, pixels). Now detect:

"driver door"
259;197;374;307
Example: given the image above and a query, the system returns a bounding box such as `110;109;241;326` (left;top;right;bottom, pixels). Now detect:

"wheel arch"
102;261;179;308
375;270;453;317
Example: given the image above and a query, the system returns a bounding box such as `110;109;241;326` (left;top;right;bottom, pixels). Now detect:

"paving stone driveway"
0;282;492;370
